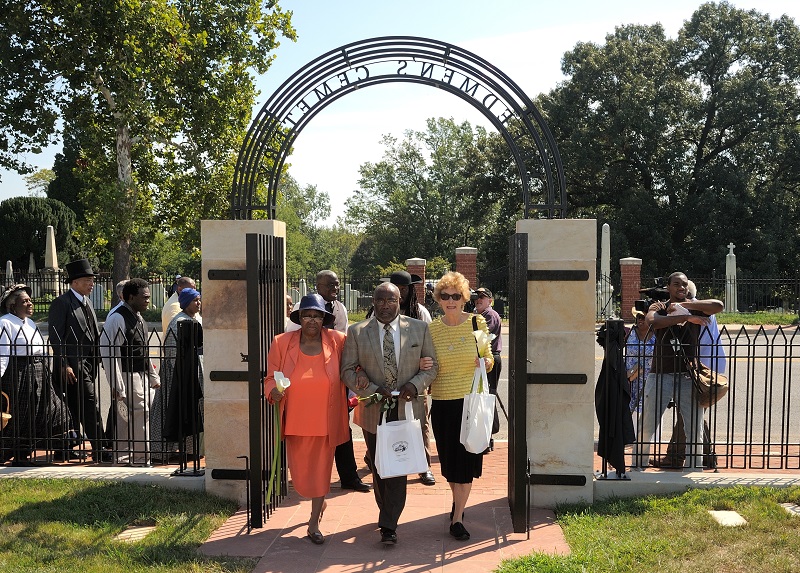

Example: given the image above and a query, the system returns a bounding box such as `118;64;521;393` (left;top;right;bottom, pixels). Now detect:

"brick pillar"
405;257;426;303
620;257;642;321
455;247;478;289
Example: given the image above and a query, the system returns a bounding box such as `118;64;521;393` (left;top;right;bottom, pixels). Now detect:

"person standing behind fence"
639;272;722;469
101;278;160;465
151;287;203;462
473;287;502;445
287;270;371;493
48;259;111;463
1;284;75;465
428;271;494;541
161;276;196;335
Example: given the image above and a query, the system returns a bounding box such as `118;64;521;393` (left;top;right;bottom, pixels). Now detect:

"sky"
1;0;798;225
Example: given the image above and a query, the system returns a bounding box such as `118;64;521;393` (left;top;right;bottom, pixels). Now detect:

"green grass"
716;311;798;326
496;486;800;573
0;479;256;573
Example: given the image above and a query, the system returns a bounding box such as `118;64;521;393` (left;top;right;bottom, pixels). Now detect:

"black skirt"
431;398;483;484
1;356;74;450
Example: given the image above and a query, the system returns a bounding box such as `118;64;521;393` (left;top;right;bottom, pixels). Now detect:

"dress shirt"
0;313;45;377
377;315;401;369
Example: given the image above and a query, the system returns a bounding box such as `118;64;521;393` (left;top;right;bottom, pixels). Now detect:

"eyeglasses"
439;292;463;301
318;282;340;289
301;315;324;322
374;297;399;306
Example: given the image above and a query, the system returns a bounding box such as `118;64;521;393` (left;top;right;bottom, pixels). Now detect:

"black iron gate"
507;233;529;533
246;233;287;528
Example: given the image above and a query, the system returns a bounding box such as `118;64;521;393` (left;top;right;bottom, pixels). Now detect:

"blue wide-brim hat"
289;293;335;327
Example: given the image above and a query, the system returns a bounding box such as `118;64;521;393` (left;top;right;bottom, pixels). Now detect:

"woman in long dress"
0;284;74;465
264;293;349;545
151;288;203;462
428;272;494;541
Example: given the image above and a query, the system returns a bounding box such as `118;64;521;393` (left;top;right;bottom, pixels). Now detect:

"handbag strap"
471;315;480;356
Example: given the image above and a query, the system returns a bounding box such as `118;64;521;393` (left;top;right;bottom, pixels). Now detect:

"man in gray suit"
341;282;438;544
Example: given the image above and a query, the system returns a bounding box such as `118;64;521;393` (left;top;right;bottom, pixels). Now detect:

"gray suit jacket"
341;316;437;434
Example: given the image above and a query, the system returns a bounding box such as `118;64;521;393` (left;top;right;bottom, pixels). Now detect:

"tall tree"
0;1;295;286
0;196;77;269
538;1;800;279
345;118;509;277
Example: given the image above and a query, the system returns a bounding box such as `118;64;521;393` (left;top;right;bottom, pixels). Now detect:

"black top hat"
289;293;335;327
381;270;423;287
64;259;99;283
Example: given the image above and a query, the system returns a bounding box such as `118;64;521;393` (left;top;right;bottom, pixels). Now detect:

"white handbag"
460;358;495;454
374;400;429;479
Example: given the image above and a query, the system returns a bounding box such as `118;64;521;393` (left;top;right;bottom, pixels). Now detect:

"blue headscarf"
179;288;200;310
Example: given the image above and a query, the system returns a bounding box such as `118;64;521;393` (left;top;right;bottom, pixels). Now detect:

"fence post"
725;243;738;312
619;257;642;322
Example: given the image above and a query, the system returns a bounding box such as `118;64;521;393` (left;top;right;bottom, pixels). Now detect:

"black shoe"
449;502;465;521
380;527;397;544
449;522;470;541
342;479;371;492
419;470;436;486
52;450;87;462
92;450;114;463
306;528;325;545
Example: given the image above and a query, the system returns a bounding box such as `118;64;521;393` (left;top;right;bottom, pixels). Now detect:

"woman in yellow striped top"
428;271;494;541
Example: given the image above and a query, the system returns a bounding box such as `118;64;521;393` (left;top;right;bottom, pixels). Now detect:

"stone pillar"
455;247;477;288
201;219;286;503
405;257;426;304
518;219;596;507
620;257;642;321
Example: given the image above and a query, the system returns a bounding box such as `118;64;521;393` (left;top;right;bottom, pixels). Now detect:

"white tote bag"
374;401;429;479
460;359;495;454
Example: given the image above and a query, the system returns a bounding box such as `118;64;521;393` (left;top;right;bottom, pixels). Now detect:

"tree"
24;169;54;198
0;196;77;270
538;2;800;279
345;118;514;278
0;1;295;286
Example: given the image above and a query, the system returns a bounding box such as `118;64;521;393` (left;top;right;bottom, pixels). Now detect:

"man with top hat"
48;259;111;462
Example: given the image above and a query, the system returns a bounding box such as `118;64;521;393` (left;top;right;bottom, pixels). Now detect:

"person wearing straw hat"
1;284;75;465
48;259;111;463
265;293;349;545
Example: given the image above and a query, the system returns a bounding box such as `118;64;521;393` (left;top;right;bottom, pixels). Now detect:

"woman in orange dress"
264;293;348;545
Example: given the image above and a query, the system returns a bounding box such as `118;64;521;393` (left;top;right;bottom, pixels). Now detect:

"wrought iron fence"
598;319;800;473
0;272;196;316
688;276;800;315
1;320;203;472
596;272;617;321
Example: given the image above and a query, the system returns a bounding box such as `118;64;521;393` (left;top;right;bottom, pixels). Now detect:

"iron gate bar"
207;269;247;281
527;374;588;384
528;270;589;281
508;232;529;533
245;234;264;528
208;371;249;382
529;474;587;486
232;36;566;220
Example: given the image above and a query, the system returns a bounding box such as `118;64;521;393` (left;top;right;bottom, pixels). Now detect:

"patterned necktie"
383;322;398;390
82;299;97;336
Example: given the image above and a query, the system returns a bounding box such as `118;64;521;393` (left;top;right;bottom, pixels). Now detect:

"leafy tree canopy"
0;196;78;270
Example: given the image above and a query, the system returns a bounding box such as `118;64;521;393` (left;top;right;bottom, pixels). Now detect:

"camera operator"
638;272;722;469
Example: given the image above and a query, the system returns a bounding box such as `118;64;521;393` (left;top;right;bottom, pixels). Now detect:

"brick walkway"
200;440;569;572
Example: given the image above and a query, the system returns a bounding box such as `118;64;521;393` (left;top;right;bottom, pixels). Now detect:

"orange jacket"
263;328;349;446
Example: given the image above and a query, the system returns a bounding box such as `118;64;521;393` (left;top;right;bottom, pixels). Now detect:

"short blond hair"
433;271;470;302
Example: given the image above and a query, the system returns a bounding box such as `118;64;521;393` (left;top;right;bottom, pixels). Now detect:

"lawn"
0;479;255;573
497;486;800;573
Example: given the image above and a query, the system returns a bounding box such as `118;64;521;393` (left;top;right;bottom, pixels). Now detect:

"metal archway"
231;36;567;220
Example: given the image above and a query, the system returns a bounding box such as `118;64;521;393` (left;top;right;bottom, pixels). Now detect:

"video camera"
635;276;669;312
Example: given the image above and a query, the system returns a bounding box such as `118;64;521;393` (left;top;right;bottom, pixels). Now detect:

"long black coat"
595;320;636;471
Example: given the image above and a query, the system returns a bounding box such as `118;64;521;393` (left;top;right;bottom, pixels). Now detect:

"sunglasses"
439;292;463;301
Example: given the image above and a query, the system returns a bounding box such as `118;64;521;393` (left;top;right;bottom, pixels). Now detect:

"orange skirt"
286;435;335;498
